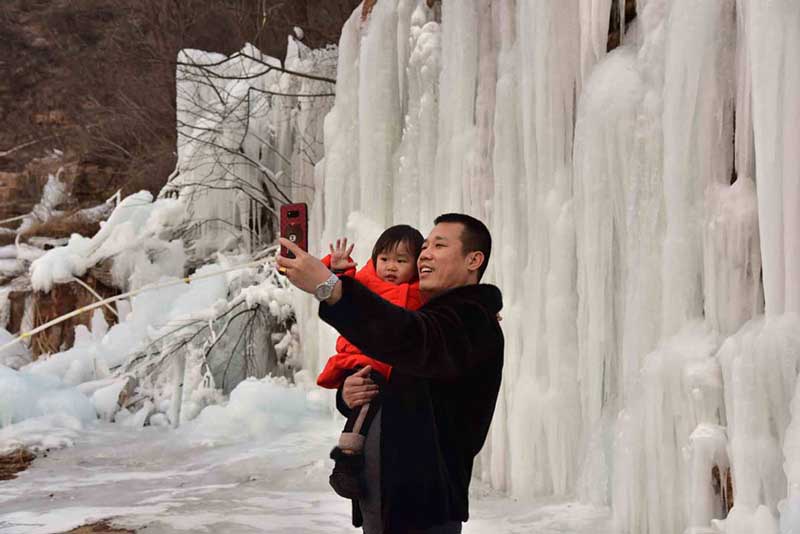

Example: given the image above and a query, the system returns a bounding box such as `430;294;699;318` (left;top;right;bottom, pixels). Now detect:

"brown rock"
6;275;32;336
30;267;119;360
117;376;139;408
361;0;378;21
59;520;135;534
0;448;35;481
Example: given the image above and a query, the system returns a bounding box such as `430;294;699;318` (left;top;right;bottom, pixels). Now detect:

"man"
277;213;504;534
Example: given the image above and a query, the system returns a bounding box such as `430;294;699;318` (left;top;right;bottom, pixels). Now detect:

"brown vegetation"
0;448;35;481
59;521;135;534
18;212;102;241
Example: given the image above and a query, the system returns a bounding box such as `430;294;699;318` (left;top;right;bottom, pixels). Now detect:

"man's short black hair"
371;224;425;272
433;213;492;281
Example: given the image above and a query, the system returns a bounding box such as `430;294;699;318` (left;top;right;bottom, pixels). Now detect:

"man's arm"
274;238;499;379
319;277;496;380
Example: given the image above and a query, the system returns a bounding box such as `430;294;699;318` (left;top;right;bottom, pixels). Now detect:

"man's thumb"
355;365;372;376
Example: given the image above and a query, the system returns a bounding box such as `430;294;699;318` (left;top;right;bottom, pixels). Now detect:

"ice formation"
0;31;333;453
2;1;798;533
170;39;336;256
0;366;95;429
298;0;800;533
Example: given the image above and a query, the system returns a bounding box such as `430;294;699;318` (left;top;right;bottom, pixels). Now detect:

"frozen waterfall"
283;0;800;533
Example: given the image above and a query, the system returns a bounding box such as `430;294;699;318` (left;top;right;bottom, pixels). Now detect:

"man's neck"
424;280;479;300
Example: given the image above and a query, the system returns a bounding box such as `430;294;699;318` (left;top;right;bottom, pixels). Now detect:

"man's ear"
466;251;485;274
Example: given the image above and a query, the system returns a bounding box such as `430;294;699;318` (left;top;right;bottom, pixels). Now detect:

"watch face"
315;285;332;300
314;274;337;301
315;279;334;300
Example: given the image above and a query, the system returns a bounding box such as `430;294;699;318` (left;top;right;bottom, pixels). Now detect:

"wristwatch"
314;272;340;301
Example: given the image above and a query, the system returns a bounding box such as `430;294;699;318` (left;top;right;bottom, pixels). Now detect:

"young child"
316;224;425;499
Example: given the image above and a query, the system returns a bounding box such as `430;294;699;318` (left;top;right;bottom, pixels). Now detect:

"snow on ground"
0;366;95;431
0;377;613;534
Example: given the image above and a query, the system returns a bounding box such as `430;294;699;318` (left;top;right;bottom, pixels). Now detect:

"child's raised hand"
329;237;356;271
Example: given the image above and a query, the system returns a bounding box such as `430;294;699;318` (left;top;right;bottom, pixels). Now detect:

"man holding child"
278;213;504;534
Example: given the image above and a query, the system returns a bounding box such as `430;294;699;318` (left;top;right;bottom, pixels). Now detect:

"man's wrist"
324;279;343;305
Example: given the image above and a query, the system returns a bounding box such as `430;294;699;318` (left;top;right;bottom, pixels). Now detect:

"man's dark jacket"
319;276;504;531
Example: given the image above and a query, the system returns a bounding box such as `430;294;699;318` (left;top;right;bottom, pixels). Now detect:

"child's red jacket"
316;255;423;389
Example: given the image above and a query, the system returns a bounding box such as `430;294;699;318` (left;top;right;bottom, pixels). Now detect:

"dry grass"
19;212;100;240
0;448;35;481
0;230;16;246
59;520;136;533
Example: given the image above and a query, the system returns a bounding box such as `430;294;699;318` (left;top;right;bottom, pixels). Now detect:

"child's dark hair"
371;225;424;271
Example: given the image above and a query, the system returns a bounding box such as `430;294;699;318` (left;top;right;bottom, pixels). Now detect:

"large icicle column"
302;0;800;533
747;0;800;315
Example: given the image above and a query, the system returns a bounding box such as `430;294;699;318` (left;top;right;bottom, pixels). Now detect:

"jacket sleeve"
319;277;498;380
336;383;353;418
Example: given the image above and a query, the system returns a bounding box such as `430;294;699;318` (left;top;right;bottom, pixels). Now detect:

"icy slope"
0;377;612;534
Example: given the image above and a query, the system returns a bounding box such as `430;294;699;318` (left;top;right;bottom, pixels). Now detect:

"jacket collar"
422;283;503;314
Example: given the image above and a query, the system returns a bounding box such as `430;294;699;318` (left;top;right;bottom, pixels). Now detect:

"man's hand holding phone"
278;202;347;305
279;203;308;259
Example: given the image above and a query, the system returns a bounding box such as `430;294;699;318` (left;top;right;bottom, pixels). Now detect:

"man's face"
418;222;476;295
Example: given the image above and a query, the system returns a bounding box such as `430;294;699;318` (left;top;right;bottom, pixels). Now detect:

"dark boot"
329;446;365;499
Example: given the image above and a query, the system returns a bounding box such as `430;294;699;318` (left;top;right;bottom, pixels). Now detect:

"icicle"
170;351;187;428
482;0;518;493
578;0;612;91
358;0;402;225
321;8;362;249
395;0;439;227
718;315;800;532
661;0;735;336
503;0;582;498
747;0;800;315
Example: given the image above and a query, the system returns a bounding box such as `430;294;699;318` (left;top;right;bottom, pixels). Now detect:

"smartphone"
280;203;308;259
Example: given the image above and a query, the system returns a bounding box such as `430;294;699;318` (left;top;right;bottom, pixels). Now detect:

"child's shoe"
329;446;365;499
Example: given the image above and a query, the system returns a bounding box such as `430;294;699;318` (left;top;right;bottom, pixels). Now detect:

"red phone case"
280;203;308;258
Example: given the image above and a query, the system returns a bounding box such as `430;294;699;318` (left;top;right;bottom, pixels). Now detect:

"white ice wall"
242;0;800;533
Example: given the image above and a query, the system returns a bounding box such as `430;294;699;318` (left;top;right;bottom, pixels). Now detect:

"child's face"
376;242;417;284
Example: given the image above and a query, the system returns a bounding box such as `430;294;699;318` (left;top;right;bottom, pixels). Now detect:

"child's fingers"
346;243;355;256
329;243;335;254
342;261;357;270
336;238;341;251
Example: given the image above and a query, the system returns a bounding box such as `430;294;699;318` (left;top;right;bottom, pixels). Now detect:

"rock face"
28;264;119;359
